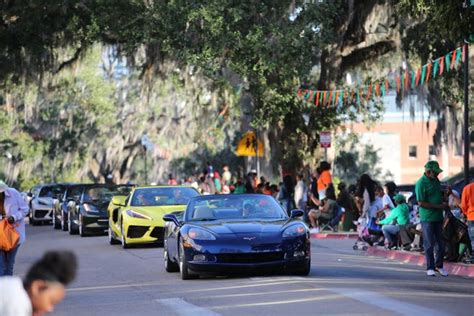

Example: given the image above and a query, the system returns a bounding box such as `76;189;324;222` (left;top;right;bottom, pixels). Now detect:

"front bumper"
183;235;310;273
82;215;109;232
32;208;53;221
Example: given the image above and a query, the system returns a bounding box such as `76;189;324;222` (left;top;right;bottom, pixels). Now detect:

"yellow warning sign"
236;131;264;157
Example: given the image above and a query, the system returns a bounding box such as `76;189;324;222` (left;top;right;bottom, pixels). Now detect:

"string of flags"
297;46;466;108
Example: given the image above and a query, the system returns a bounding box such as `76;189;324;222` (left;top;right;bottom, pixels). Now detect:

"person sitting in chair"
308;184;337;232
377;194;410;250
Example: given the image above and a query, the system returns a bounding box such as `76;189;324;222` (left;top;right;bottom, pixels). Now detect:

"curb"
311;233;358;240
366;247;474;278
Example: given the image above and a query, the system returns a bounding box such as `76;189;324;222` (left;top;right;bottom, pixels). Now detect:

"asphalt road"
13;225;474;316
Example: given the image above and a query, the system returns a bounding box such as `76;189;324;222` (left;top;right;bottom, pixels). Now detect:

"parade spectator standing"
0;250;77;316
278;175;295;215
461;182;474;255
377;182;396;218
316;161;332;196
213;171;222;193
167;174;178;185
337;182;358;231
294;174;308;210
415;161;448;277
0;180;29;276
356;174;377;222
222;165;232;186
378;194;410;249
233;178;246;194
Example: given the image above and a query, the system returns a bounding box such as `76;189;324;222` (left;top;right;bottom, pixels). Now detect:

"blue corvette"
163;194;311;279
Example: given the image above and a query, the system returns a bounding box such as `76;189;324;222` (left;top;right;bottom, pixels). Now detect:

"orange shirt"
317;170;332;192
461;182;474;221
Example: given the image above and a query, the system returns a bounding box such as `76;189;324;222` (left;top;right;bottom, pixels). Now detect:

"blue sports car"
163;194;311;279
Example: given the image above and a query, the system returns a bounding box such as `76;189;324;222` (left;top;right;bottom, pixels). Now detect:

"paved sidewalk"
366;246;474;278
310;232;358;240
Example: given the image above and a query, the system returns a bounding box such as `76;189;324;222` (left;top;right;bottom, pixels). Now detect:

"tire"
121;221;129;249
29;212;37;226
52;214;61;229
79;215;86;237
164;240;179;273
68;215;78;235
61;213;68;231
293;258;311;276
108;227;119;245
179;238;197;280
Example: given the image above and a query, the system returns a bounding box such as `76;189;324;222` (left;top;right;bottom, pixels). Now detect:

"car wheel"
29;212;37;226
108;227;119;245
68;215;78;235
293;258;311;276
52;214;60;230
79;215;86;237
179;237;197;280
164;240;179;273
61;214;67;231
121;221;129;249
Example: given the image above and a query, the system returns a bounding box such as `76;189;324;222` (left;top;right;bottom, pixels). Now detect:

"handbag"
0;219;20;251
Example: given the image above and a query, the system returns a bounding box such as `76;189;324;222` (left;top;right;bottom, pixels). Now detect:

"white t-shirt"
0;276;32;316
382;194;395;217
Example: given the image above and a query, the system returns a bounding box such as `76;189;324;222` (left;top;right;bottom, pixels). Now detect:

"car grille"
35;210;49;218
149;227;164;240
127;226;149;239
216;252;284;264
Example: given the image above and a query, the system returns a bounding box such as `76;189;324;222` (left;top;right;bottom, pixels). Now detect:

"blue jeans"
468;221;474;252
0;244;20;276
421;221;444;270
382;225;400;245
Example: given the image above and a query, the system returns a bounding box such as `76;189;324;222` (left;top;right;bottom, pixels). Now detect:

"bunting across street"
297;46;466;108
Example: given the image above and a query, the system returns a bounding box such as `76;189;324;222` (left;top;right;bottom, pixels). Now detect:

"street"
14;225;474;316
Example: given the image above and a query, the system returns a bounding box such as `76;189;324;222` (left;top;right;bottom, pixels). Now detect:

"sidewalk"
310;232;358;240
365;246;474;278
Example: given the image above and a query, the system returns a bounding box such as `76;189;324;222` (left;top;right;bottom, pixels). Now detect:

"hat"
393;194;406;204
250;169;257;174
424;161;443;174
0;180;8;193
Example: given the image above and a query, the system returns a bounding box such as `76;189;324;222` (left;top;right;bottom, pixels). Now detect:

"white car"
27;184;66;225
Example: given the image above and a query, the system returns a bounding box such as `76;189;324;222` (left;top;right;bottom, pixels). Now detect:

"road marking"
329;288;449;316
156;298;221;316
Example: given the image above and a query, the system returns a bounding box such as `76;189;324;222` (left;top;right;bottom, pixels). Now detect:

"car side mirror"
290;209;304;218
163;214;181;226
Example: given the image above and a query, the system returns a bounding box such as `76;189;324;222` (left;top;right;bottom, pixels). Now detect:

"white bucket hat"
0;180;8;193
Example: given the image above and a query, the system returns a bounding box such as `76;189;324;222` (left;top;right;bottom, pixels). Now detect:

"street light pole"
463;41;470;186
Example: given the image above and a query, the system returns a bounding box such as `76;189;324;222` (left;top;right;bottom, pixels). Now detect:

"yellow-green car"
107;186;199;248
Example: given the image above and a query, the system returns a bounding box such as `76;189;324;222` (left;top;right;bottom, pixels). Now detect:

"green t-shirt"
379;203;409;225
415;174;443;222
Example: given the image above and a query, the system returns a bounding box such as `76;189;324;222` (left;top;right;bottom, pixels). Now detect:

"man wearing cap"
0;180;29;276
415;161;449;277
377;194;410;249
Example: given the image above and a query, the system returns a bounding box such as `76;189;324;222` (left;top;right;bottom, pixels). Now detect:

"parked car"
108;186;199;248
52;184;93;231
27;184;68;225
163;194;311;280
68;184;134;237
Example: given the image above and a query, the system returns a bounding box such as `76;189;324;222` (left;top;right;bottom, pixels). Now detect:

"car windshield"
187;195;287;221
39;185;65;198
83;187;119;204
130;187;199;207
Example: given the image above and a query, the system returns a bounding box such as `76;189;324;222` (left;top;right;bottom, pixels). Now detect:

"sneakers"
426;269;436;276
435;268;448;277
309;228;320;234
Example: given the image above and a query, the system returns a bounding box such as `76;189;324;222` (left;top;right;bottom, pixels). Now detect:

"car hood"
34;197;54;206
196;219;292;235
130;205;186;220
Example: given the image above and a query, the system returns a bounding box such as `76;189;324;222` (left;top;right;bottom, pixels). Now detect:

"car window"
83;187;117;203
130;187;199;207
39;185;65;198
188;195;286;221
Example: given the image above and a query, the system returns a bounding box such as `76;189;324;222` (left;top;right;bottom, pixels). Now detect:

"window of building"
408;145;417;159
428;145;436;156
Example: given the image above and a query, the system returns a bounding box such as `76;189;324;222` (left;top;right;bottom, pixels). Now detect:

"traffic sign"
320;131;331;148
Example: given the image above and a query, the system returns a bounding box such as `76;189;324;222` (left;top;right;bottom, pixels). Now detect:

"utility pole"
463;41;470;186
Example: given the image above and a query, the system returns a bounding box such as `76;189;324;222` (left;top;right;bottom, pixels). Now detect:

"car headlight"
282;224;307;238
84;203;99;213
187;227;216;240
126;209;152;220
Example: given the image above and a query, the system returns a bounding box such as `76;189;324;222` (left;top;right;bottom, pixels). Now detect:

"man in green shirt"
378;194;409;249
415;161;449;277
